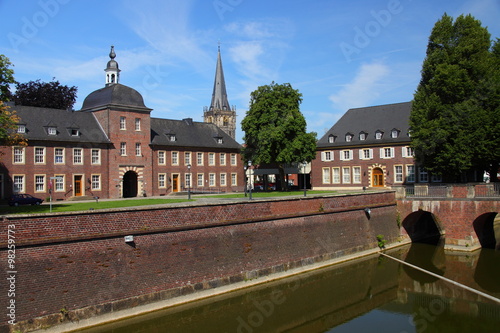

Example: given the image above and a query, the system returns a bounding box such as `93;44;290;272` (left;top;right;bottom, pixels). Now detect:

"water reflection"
77;244;500;333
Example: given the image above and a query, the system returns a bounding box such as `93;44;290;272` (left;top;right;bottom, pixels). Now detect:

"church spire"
204;45;237;140
105;45;121;86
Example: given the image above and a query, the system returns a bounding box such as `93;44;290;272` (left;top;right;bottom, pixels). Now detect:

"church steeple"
204;44;236;140
105;46;121;86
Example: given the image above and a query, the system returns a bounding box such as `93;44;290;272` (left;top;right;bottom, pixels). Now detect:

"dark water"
77;243;500;333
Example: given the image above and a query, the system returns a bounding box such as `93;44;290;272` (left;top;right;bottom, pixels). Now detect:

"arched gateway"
122;171;138;198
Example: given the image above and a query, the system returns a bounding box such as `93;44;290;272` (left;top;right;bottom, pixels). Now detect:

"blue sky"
1;0;499;142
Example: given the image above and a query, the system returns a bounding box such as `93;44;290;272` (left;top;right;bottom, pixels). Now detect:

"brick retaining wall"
0;192;398;333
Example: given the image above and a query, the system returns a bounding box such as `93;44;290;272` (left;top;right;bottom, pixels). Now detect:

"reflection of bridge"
395;184;500;251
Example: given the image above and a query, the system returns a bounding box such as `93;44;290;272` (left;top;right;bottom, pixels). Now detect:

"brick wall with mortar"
0;192;398;332
397;198;500;249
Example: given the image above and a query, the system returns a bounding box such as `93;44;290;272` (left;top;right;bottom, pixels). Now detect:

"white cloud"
329;62;390;112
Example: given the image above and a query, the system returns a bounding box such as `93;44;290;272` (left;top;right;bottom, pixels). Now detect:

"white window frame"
220;173;227;186
73;148;83;165
209;173;216;187
208;153;215;166
13;147;25;164
231;173;237;186
197;152;204;166
55;148;65;164
91;174;101;190
120;142;127;156
184;152;192;166
35;174;45;192
359;148;373;160
34;147;45;164
321;151;333;162
332;167;341;184
158;151;166;165
394;165;403;183
91;149;101;165
197;173;204;187
135;118;141;131
13;175;24;193
340;150;353;161
135;143;141;156
402;146;414;158
231;153;237;166
380;147;395;159
406;165;415;183
48;127;57;135
322;167;331;184
158;173;166;188
54;175;65;192
353;166;361;184
17;125;26;134
220;153;226;166
342;167;351;184
171;151;179;165
120;116;126;130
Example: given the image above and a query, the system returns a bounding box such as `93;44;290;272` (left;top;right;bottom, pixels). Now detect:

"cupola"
105;45;121;86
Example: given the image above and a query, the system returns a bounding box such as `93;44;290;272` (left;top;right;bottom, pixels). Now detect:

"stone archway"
122;171;138;198
402;210;443;245
473;212;500;250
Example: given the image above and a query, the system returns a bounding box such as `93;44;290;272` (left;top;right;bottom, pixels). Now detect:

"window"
345;134;353;142
185;152;192;165
54;175;64;192
380;147;395;159
402;146;414;158
172;151;179;165
419;168;429;183
322;168;331;184
342;167;351;183
208;153;215;166
340;150;353;161
197;173;204;187
135;143;141;156
13;147;24;164
158;151;166;165
91;149;100;164
197;152;204;166
169;134;176;142
391;129;399;138
73;148;83;164
35;175;45;192
17;125;26;133
185;173;191;188
332;168;341;184
220;173;227;186
359;132;367;141
328;135;336;143
353;166;361;184
91;175;101;190
406;165;415;183
135;118;141;131
55;148;65;164
431;174;442;183
394;165;403;183
216;137;223;144
158;174;166;188
120;116;126;130
231;153;237;166
13;175;24;193
231;173;237;186
120;143;126;156
69;128;80;136
220;153;226;166
35;147;45;164
375;131;383;140
359;148;373;160
321;151;333;162
209;173;216;186
48;127;57;135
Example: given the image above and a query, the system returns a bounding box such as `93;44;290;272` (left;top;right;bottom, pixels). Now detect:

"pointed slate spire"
210;45;230;111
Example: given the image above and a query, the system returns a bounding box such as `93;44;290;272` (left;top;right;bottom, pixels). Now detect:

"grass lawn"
0;198;190;215
198;190;337;199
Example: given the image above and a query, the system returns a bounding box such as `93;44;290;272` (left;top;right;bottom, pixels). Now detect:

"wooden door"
172;174;179;192
372;168;384;187
74;175;83;196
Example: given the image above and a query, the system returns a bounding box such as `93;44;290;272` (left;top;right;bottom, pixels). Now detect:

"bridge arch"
402;210;443;245
472;212;500;250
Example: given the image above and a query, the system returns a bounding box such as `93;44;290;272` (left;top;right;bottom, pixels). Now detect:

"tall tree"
410;14;497;181
0;54;15;102
13;79;78;110
241;82;317;190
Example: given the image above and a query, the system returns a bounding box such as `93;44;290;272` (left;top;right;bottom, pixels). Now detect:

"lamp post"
187;164;191;200
302;162;307;197
243;165;247;197
248;160;252;200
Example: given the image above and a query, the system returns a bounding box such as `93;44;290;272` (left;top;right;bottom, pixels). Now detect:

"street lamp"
187;164;191;200
248;160;252;200
302;162;307;197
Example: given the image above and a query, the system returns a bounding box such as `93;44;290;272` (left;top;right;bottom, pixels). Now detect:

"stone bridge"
396;183;500;251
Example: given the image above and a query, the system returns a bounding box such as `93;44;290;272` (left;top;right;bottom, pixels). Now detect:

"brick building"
312;102;441;190
0;46;243;201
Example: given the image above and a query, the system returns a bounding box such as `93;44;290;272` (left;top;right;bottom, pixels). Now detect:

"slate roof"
317;102;412;148
150;117;241;149
81;83;151;112
11;105;110;144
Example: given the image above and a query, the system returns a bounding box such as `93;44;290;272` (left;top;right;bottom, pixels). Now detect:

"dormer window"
48;127;57;135
391;129;399;138
17;125;26;133
345;133;353;142
359;132;367;141
375;131;383;140
69;129;80;136
328;135;336;143
169;134;176;142
216;137;223;144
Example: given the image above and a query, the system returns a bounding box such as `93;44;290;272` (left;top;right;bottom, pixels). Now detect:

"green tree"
0;54;16;102
241;82;317;190
13;79;78;110
410;14;498;181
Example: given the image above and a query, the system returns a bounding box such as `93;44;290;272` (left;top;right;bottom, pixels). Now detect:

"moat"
75;242;500;333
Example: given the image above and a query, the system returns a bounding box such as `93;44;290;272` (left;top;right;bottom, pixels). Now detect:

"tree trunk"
278;165;286;191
